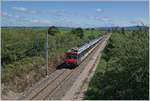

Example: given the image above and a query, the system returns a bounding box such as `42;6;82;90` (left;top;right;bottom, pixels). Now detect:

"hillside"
84;27;149;100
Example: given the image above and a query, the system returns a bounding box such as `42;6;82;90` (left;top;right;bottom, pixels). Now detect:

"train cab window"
66;53;77;59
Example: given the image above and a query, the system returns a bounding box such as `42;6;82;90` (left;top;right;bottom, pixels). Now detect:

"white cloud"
42;20;51;24
1;12;12;17
1;12;23;20
96;8;102;12
130;19;145;26
30;19;39;23
1;12;7;16
11;6;65;15
30;19;51;24
46;9;65;16
12;6;38;14
92;16;111;22
12;7;27;12
14;15;20;18
101;17;111;22
48;9;65;13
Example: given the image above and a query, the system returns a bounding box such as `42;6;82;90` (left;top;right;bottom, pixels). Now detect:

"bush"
85;27;149;100
1;56;45;83
87;35;96;40
71;27;84;39
1;27;102;92
48;26;59;36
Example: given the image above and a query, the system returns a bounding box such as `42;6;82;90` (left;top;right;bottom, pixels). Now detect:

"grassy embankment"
1;27;103;92
84;28;149;100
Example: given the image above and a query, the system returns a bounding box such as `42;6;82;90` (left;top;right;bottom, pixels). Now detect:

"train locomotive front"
64;35;104;67
64;50;79;66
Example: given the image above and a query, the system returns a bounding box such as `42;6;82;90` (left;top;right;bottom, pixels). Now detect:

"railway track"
19;34;109;100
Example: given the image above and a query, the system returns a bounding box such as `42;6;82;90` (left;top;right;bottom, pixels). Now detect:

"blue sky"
1;1;149;27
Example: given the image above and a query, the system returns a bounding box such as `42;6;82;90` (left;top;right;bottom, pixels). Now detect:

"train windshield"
66;53;77;59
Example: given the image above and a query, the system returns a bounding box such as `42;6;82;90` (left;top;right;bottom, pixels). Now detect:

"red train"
64;36;105;66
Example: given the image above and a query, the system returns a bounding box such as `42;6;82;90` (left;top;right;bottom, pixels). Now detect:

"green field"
84;27;149;100
1;27;103;92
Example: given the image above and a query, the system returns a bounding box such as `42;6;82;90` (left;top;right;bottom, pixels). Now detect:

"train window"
66;53;77;59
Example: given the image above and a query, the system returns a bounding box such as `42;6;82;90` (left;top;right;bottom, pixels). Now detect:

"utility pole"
45;31;48;77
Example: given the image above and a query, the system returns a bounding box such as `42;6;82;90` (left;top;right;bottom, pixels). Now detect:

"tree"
88;35;95;40
71;27;84;39
85;30;149;100
121;27;125;35
48;26;59;36
91;28;95;30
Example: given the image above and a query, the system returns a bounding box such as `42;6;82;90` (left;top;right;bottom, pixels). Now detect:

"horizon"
1;25;149;29
1;1;149;27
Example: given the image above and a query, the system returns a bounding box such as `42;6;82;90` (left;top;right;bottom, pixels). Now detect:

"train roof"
78;38;101;54
67;36;103;54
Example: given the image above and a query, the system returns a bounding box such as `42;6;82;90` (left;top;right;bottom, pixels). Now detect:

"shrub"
48;26;59;36
85;27;149;100
71;27;84;39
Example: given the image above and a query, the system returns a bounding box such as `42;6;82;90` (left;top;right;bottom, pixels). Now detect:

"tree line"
85;27;149;100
